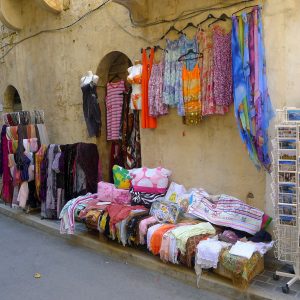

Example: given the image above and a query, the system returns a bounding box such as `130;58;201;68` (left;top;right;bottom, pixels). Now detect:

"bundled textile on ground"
188;189;265;235
57;165;273;289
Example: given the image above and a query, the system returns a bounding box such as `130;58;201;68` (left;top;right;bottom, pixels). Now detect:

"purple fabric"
212;27;233;106
1;125;13;203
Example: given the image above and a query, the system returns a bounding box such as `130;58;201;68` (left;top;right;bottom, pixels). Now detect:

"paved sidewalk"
0;203;299;299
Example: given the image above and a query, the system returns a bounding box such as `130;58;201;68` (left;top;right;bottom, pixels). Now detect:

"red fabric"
107;204;147;231
141;48;157;129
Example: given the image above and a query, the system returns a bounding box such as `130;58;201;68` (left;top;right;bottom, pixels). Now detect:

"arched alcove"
4;85;22;112
96;51;132;182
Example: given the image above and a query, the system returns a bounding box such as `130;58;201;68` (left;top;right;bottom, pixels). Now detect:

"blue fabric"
232;8;274;171
232;16;260;168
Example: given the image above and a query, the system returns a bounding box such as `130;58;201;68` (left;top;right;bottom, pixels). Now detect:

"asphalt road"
0;213;227;300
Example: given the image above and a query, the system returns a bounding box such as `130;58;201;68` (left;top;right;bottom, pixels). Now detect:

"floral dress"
148;59;168;117
163;36;185;108
197;27;229;116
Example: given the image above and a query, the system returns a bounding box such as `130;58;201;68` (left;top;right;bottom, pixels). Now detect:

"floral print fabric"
163;36;185;107
212;26;233;107
197;27;230;116
148;60;168;117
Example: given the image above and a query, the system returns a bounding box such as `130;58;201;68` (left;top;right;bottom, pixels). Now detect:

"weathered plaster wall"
0;0;299;215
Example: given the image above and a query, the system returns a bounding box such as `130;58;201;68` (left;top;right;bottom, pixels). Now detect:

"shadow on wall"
3;85;22;112
96;51;132;182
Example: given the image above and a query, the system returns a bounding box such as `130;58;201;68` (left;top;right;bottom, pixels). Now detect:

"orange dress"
182;62;202;125
150;224;176;255
141;48;157;129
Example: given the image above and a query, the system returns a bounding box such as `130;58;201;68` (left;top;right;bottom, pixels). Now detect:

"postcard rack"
271;107;300;294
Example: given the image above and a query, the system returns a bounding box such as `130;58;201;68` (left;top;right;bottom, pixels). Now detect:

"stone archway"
96;51;132;182
0;0;63;31
37;0;63;13
3;85;22;112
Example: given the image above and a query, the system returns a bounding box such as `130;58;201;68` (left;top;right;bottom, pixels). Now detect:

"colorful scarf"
231;7;274;170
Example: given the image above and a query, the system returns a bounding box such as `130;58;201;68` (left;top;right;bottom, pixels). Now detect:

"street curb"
0;204;272;300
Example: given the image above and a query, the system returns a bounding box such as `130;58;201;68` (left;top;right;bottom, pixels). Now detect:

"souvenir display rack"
272;107;300;294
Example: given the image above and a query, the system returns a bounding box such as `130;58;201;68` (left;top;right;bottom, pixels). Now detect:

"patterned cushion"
112;165;131;189
130;187;165;208
150;200;180;224
129;167;171;194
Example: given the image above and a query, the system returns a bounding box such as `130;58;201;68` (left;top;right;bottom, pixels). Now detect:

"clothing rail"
2;110;45;126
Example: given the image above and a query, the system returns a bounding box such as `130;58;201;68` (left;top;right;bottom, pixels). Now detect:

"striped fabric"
188;189;264;235
106;81;125;140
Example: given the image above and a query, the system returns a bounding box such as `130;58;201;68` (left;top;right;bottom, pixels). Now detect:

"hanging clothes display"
127;64;143;110
38;142;100;219
119;89;141;169
81;82;102;138
212;26;233;109
148;59;168;117
198;27;229;116
182;61;202;125
1;112;47;207
163;36;185;108
106;80;126;140
141;48;157;129
231;7;274;170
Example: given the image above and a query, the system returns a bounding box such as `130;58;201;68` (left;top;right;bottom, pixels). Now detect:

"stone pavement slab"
0;203;298;299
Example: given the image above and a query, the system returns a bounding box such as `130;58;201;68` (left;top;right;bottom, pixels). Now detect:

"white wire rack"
272;108;300;293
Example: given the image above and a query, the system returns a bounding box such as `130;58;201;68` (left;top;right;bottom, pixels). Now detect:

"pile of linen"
59;164;273;288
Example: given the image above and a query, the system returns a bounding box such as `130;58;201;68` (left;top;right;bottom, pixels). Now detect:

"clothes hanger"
178;49;203;61
232;5;259;16
208;13;231;27
140;46;152;53
197;14;217;27
154;45;168;53
181;22;197;32
160;25;183;40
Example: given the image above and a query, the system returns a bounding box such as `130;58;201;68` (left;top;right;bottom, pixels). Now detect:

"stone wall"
0;0;299;219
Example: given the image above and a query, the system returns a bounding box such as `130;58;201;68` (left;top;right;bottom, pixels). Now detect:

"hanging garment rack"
181;22;198;32
159;25;183;40
208;13;231;27
2;110;45;126
232;4;260;16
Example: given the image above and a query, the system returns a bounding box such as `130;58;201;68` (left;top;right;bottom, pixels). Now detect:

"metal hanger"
208;13;231;27
154;45;168;53
140;46;152;53
181;22;197;32
178;49;203;62
232;5;259;16
160;25;183;40
197;14;217;27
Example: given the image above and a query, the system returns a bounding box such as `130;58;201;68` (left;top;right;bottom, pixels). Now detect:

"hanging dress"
106;80;126;140
212;25;233;108
182;62;202;125
148;58;168;117
177;35;199;116
197;27;229;116
141;48;157;129
163;36;185;108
